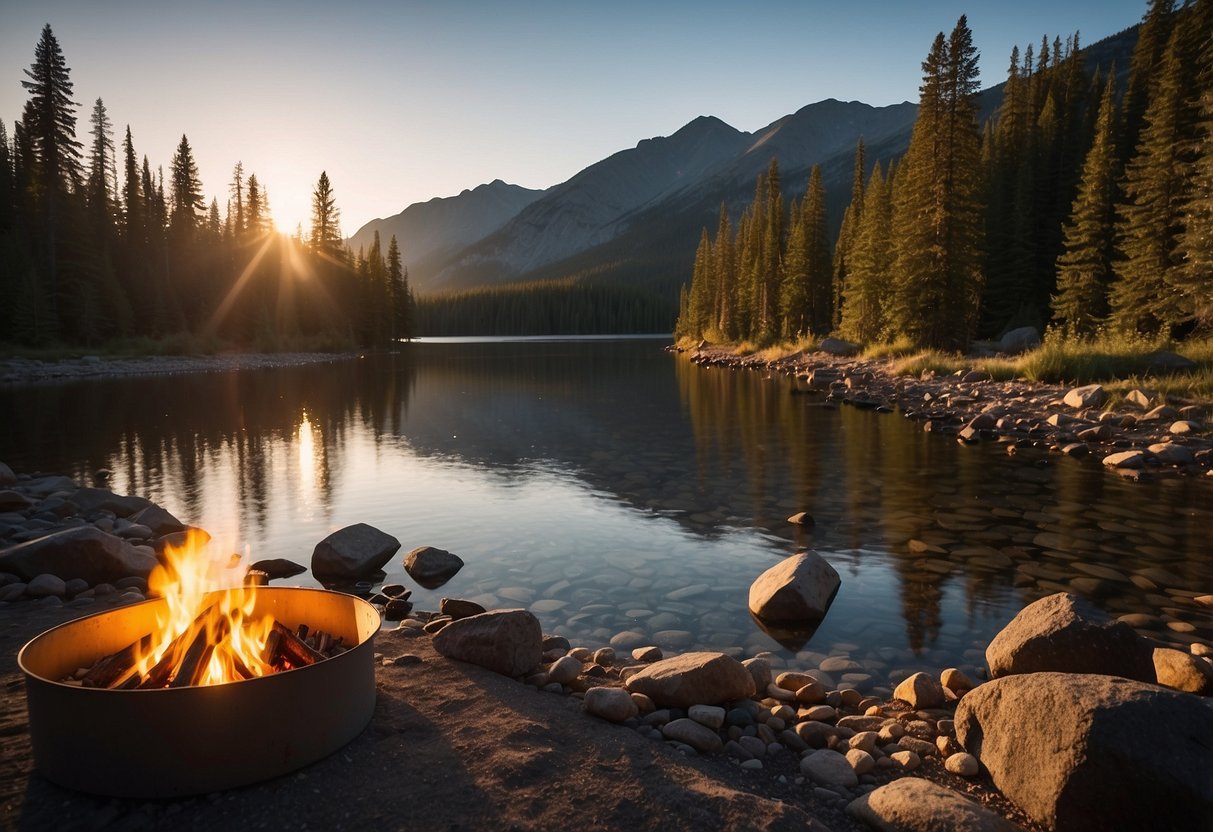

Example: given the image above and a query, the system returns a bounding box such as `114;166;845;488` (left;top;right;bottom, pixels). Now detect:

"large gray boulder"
403;545;464;588
997;326;1041;356
311;523;400;578
624;651;755;707
748;551;840;623
431;608;542;677
956;672;1213;831
985;592;1155;682
0;526;157;583
847;777;1022;832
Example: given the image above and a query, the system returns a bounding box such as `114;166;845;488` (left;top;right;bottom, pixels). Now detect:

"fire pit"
19;584;380;798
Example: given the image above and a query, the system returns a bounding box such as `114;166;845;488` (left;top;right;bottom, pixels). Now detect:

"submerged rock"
403;545;465;588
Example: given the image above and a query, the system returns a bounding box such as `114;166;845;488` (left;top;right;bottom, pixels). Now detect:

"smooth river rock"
661;717;723;753
800;748;857;787
1152;647;1213;694
847;777;1021;832
582;686;638;723
403;545;465;587
985;592;1155;682
311;523;400;578
624;651;755;707
955;672;1213;831
431;608;542;677
0;526;157;583
748;551;840;623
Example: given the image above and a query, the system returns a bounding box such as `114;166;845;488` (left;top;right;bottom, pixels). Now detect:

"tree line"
0;24;414;349
416;278;671;336
677;0;1213;350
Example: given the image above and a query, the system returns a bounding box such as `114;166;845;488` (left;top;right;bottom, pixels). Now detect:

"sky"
1;0;1145;236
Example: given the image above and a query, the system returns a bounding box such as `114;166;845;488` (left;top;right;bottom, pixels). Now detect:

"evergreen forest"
676;1;1213;352
0;25;414;350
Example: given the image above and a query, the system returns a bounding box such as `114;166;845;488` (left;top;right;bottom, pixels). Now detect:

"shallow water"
2;339;1210;692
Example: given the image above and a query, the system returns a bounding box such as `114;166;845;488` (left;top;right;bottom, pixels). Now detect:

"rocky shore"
2;469;1211;830
673;340;1212;481
0;351;354;385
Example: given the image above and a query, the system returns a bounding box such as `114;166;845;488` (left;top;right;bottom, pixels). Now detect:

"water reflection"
1;341;1210;684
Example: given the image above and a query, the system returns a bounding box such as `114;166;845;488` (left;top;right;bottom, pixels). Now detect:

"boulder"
0;462;15;486
311;523;400;578
440;597;486;620
985;592;1155;682
21;475;76;497
582;686;638;723
128;504;188;536
748;551;840;623
847;778;1021;832
431;608;542;677
403;545;465;587
1147;443;1195;466
997;326;1041;355
1153;647;1213;694
893;672;945;708
1102;450;1147;469
1143;350;1197;373
956;672;1213;831
0;526;157;583
1063;384;1106;410
817;337;860;357
624;651;755;707
0;490;32;512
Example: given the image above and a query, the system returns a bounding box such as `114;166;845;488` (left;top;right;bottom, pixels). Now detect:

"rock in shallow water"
748;551;840;623
311;523;400;579
403;545;465;587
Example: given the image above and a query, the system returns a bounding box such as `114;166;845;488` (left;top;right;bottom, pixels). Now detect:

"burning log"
80;634;153;688
138;601;221;689
270;620;325;668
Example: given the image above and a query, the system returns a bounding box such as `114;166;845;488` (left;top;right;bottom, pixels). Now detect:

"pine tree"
1122;0;1176;165
387;234;412;340
754;159;782;342
802;165;832;333
229;162;245;235
889;18;985;350
1053;74;1119;337
779;199;810;338
1111;30;1189;333
689;228;714;337
0;120;14;234
169;134;204;235
121;126;141;242
310;170;342;256
839;163;894;342
246;173;264;234
1176;8;1213;329
86;98;116;222
832;138;865;327
711;204;734;338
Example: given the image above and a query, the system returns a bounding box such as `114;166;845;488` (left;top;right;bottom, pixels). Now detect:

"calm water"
2;339;1210;694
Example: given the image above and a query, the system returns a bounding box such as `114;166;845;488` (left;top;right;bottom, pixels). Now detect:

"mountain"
346;179;544;285
381;24;1139;299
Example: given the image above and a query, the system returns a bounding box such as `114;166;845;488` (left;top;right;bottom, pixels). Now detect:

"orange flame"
130;530;275;687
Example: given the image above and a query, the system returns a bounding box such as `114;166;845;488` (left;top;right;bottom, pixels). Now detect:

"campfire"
76;531;343;690
18;535;381;799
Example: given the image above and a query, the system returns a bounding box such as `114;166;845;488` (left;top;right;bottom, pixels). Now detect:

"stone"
625;651;755;707
0;526;157;583
582;686;638;723
985;592;1155;682
688;704;726;729
24;573;67;598
1102;450;1146;469
1153;647;1213;694
998;326;1041;355
1147;443;1195;465
748;551;840;623
945;752;979;776
1063;384;1106;410
592;647;616;665
0;490;33;512
546;655;582;685
958;673;1213;831
940;667;975;693
311;523;400;579
1170;420;1202;435
845;748;875;775
800;749;858;787
787;511;815;526
440;597;486;620
848;731;879;753
0;462;14;486
402;545;464;587
68;487;151;517
661;717;723;753
817;337;860;357
630;692;655;715
431;609;542;677
795;680;827;705
894;672;945;708
847;778;1021;832
795;721;840;748
128;504;187;536
1143;350;1197;373
249;558;307;580
1143;404;1181;422
742;657;772;693
631;645;662;662
0;582;27;601
890;750;920;771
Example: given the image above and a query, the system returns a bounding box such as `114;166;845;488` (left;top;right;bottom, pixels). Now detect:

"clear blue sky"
1;0;1144;235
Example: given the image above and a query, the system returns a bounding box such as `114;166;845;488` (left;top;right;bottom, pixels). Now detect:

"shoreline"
673;343;1213;481
0;351;358;385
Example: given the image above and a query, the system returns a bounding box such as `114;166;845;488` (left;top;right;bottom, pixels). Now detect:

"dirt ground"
1;601;856;832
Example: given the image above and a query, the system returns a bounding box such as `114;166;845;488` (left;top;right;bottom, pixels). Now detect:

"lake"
2;337;1210;695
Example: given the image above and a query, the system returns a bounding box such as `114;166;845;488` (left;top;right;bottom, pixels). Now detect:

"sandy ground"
0;601;1046;832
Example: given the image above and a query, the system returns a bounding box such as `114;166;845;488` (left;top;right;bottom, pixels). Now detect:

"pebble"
632;646;663;662
845;748;876;775
800;749;858;787
890;750;921;771
688;704;726;730
740;758;763;770
944;752;980;776
583;687;638;723
547;655;582;685
662;718;723;753
26;573;67;598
